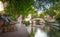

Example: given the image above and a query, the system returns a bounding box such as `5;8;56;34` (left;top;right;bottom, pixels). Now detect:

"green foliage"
23;21;30;26
27;7;38;18
55;12;60;18
54;12;60;23
1;0;34;16
50;6;60;11
40;12;45;18
9;16;17;21
45;8;56;17
45;20;49;25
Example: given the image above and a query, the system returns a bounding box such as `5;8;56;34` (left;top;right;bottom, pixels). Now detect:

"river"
34;28;49;37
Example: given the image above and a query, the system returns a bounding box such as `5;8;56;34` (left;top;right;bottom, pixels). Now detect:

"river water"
34;28;49;37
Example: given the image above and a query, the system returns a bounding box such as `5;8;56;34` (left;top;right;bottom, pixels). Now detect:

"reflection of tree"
44;21;60;37
48;27;60;37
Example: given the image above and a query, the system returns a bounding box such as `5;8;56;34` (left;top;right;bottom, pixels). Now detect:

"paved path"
0;24;29;37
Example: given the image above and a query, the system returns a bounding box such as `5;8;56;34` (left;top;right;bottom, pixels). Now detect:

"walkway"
0;24;29;37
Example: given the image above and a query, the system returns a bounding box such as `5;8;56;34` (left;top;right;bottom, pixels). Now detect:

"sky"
34;0;53;13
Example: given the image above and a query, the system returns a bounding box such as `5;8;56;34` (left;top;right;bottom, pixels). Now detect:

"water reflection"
35;28;48;37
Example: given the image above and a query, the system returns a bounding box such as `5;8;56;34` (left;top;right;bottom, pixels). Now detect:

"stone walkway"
0;24;29;37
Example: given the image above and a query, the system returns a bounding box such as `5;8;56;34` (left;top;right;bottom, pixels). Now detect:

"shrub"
23;21;30;26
